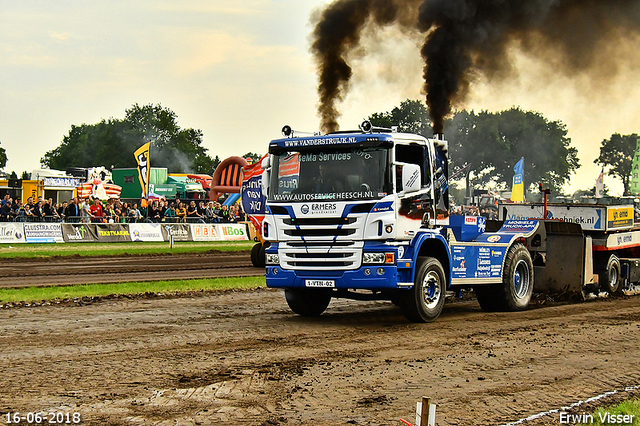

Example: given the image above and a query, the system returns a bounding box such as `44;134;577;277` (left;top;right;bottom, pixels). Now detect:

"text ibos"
222;226;245;236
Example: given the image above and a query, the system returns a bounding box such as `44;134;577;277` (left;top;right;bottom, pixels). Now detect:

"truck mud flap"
533;221;594;297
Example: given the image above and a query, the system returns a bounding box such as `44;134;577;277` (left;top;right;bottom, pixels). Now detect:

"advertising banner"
191;224;219;241
241;156;266;239
62;224;99;242
217;223;249;241
95;224;131;242
24;223;64;243
162;223;192;242
129;223;164;242
607;206;634;229
500;204;606;231
0;223;26;244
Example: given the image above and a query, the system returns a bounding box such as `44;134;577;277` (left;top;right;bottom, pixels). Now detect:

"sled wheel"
599;254;621;295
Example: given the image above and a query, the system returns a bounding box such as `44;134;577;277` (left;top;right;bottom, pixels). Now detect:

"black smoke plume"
312;0;640;134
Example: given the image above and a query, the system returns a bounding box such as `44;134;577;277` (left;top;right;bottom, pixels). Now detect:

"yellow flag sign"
134;142;151;199
511;157;524;202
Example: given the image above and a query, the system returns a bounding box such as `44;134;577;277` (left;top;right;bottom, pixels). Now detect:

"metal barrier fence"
0;215;238;224
0;221;252;244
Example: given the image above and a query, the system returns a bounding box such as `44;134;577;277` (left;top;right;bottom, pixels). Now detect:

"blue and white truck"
257;122;637;322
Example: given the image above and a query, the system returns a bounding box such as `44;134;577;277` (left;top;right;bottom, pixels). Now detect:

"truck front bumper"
265;265;401;289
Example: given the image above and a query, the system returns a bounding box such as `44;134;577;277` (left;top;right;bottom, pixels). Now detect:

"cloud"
158;28;297;79
153;0;266;16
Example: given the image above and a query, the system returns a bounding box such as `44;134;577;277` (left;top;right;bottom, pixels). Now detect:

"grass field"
0;240;256;258
0;240;262;303
0;276;267;304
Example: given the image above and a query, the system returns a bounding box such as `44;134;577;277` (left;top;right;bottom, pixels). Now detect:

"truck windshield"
269;147;390;202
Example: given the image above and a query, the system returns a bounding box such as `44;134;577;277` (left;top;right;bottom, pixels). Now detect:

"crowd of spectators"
0;194;248;224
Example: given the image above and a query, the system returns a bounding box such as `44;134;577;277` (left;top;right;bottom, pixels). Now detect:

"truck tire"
400;256;446;323
250;242;262;267
285;289;332;317
599;254;621;295
474;285;501;312
499;243;534;311
259;242;269;267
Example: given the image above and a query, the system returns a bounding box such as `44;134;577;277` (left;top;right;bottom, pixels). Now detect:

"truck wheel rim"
422;271;441;309
514;259;530;299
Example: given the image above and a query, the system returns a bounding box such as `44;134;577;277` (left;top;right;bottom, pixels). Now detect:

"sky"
1;0;640;195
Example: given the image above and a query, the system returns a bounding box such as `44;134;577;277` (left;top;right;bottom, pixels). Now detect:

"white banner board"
0;223;26;243
25;223;64;243
129;223;164;242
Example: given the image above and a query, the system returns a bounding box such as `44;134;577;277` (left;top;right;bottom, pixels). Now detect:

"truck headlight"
363;252;395;264
266;253;280;265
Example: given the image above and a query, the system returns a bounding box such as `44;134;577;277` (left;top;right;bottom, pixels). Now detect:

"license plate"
305;279;335;288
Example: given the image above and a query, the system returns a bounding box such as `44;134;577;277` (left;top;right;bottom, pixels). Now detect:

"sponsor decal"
487;235;501;243
62;224;98;242
129;223;164;242
191;224;219;241
272;191;377;202
465;216;477;225
95;224;131;242
25;223;63;243
43;177;80;187
162;224;192;241
607;206;633;228
280;136;358;148
219;224;247;240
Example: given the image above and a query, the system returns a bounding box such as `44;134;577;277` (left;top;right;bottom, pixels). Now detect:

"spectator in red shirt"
90;198;104;223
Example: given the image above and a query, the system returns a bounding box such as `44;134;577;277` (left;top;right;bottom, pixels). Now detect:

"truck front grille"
284;228;356;237
278;241;363;270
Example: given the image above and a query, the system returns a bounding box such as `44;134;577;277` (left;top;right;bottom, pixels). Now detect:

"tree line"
0;101;636;196
369;99;637;197
40;103;220;175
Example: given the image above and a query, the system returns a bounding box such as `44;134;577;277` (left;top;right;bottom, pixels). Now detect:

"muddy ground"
2;283;640;426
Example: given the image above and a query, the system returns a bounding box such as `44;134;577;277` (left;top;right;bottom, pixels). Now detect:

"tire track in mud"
1;288;640;425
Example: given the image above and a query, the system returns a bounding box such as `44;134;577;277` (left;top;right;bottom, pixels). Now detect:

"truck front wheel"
500;243;534;311
401;256;446;323
284;289;332;317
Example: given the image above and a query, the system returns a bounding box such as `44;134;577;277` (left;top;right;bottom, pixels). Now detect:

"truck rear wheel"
400;256;446;323
499;243;534;311
284;289;332;317
599;254;621;295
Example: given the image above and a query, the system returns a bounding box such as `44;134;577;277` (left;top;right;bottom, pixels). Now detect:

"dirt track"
0;251;262;288
2;281;640;425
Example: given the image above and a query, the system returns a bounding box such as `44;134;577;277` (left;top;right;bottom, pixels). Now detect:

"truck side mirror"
261;156;270;169
261;156;271;195
262;170;270;194
402;164;421;193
